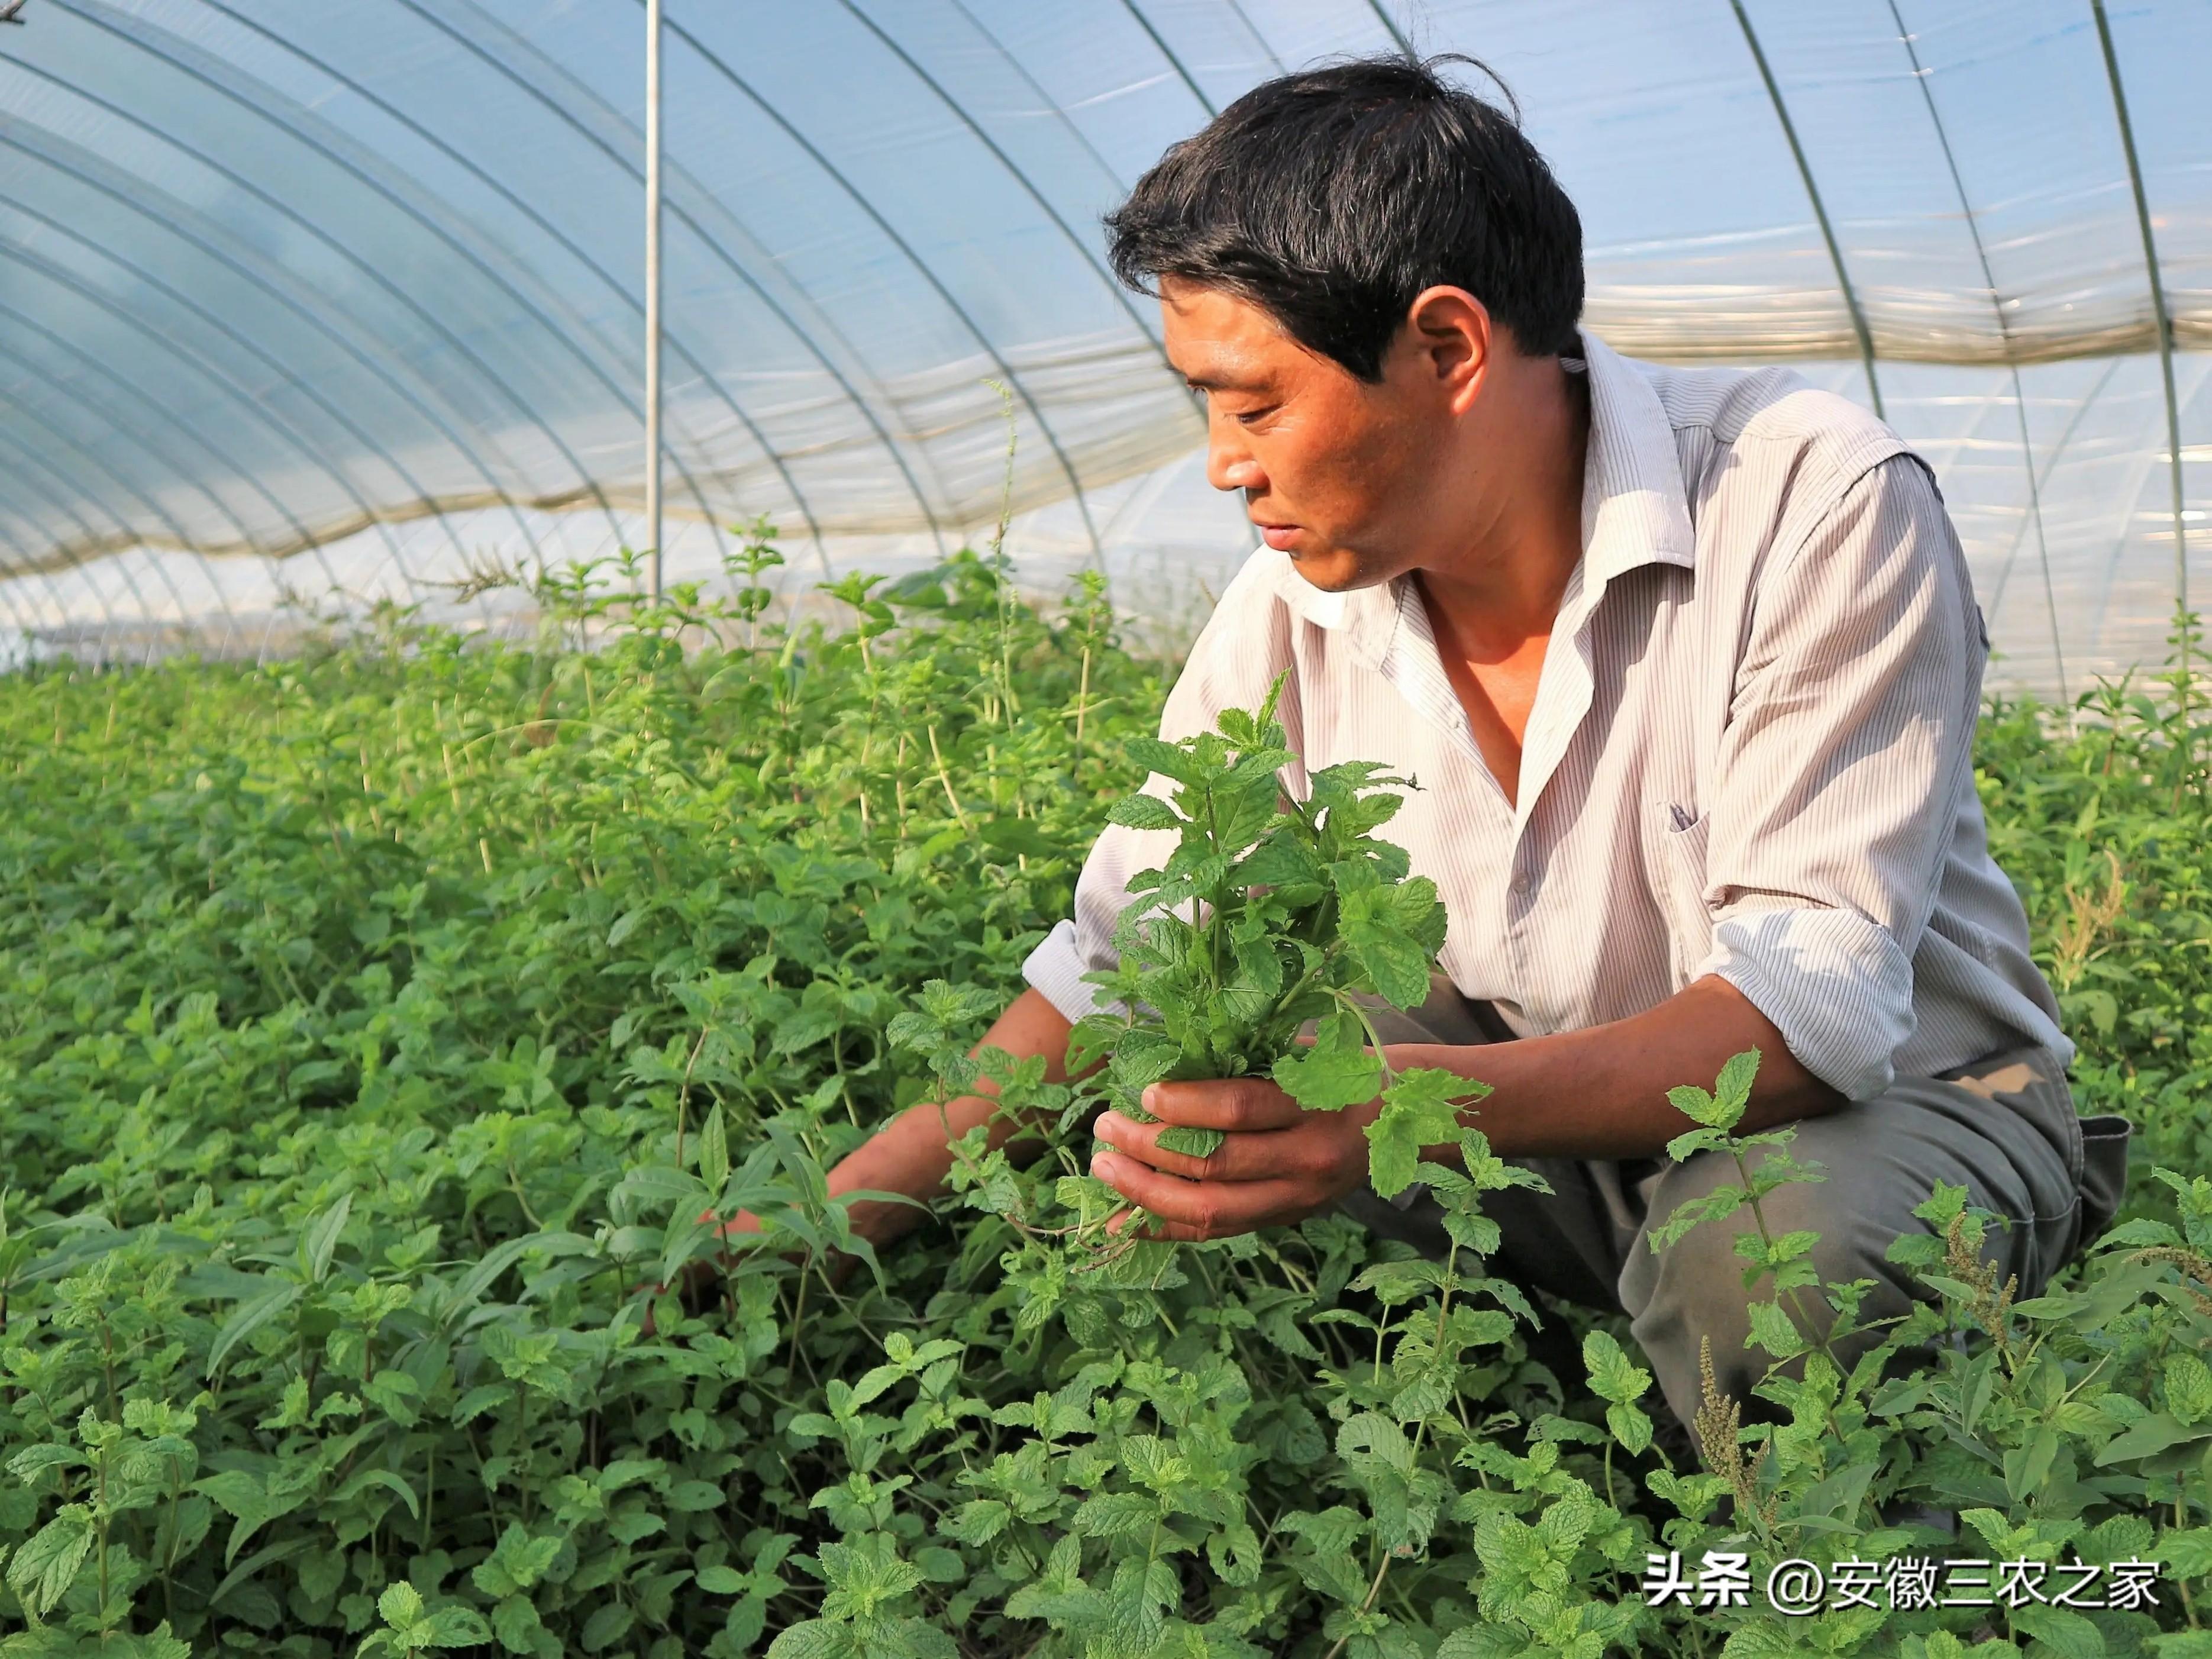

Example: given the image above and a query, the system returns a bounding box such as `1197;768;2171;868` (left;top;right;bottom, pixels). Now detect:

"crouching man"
728;56;2130;1435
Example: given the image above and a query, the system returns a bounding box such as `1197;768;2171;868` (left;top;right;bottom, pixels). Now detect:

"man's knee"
1622;1150;1926;1427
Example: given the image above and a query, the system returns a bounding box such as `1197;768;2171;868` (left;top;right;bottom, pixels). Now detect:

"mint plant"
1067;674;1489;1210
2;537;2208;1655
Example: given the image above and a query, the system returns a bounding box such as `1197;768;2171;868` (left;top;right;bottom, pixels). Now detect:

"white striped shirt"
1023;331;2070;1103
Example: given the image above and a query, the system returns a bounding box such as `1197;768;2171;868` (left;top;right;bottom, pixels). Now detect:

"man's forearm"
1387;974;1845;1161
827;985;1076;1250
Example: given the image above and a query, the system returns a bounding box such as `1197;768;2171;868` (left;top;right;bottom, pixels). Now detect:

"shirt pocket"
1644;800;1715;988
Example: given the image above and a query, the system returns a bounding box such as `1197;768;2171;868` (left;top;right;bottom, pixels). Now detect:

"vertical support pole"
644;0;664;602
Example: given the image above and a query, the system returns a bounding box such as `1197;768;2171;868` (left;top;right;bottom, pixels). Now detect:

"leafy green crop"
1066;672;1485;1205
1;548;2211;1656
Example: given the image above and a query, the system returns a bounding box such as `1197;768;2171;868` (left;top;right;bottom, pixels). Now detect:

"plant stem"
926;725;972;832
673;1024;709;1169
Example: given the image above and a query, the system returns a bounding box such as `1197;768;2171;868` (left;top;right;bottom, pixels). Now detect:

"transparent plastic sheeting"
0;1;2204;701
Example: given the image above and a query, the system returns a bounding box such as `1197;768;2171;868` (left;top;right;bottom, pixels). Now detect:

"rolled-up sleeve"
1021;552;1303;1023
1689;456;1985;1100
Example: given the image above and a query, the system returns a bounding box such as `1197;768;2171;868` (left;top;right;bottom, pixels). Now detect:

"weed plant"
2;544;2211;1655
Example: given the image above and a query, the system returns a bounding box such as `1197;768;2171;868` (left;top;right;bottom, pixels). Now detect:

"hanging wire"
1890;1;2066;708
1362;0;1417;62
1118;0;1217;117
0;195;421;617
2091;0;2190;693
687;4;1109;561
1727;0;1885;421
51;1;630;551
421;0;923;575
0;112;552;598
1987;357;2123;627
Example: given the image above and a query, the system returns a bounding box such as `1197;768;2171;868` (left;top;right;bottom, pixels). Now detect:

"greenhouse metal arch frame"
0;0;2203;696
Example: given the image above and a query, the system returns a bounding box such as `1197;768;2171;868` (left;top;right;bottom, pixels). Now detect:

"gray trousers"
1336;979;2133;1435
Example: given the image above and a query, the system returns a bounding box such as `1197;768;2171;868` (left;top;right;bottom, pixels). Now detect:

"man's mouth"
1253;521;1300;551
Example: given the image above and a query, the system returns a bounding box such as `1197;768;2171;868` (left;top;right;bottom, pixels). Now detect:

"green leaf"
1074;1491;1158;1537
767;1622;852;1659
1106;792;1181;831
2010;1604;2105;1658
979;817;1059;858
1154;1125;1226;1160
1365;1068;1481;1199
492;1595;547;1655
1665;1084;1719;1125
2169;1351;2212;1425
6;1505;92;1619
1664;1125;1728;1162
2160;1527;2212;1579
2095;1411;2212;1466
304;1191;353;1283
1125;737;1197;785
298;1546;347;1607
945;1500;1010;1546
1108;1029;1181;1092
1272;1040;1383;1113
1787;1461;1875;1525
473;1524;563;1597
1278;1506;1367;1557
1346;928;1432;1011
209;1517;287;1599
912;1546;965;1583
5;1444;83;1482
379;1581;427;1631
819;1531;923;1601
1714;1048;1761;1118
208;1282;302;1372
1746;1298;1809;1360
580;1602;635;1652
425;1606;495;1648
699;1103;729;1195
1605;1402;1654;1455
193;1470;274;1567
1581;1330;1651;1405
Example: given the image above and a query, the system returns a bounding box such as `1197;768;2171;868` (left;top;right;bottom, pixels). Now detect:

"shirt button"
1511;875;1533;898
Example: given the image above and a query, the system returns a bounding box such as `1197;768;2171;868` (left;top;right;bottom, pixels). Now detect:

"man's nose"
1206;422;1264;495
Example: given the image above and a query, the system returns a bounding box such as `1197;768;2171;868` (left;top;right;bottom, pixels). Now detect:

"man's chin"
1283;546;1386;594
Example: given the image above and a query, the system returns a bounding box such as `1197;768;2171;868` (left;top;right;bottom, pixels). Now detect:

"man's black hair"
1103;54;1584;379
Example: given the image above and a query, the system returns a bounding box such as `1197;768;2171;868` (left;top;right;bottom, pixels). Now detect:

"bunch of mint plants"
2;533;2212;1656
1065;676;1486;1218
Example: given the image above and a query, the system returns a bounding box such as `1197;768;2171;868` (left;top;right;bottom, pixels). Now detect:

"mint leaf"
1714;1048;1761;1122
1348;928;1432;1010
1581;1331;1652;1406
1106;792;1181;831
1155;1125;1226;1160
1074;687;1461;1251
1365;1068;1482;1199
1273;1044;1383;1113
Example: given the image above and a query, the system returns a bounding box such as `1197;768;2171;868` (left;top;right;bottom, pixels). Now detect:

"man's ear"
1402;286;1493;415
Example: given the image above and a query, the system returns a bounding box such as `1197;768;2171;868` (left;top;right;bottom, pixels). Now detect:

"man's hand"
1090;1078;1380;1242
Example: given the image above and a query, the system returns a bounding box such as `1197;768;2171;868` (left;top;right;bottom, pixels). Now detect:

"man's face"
1160;276;1456;593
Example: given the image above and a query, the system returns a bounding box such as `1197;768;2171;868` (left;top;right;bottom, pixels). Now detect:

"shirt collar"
1575;330;1696;585
1270;330;1696;667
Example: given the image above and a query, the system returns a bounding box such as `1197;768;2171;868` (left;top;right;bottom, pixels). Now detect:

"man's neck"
1415;355;1591;659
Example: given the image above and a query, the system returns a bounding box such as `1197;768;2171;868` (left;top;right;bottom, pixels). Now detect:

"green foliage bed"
4;544;2212;1657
